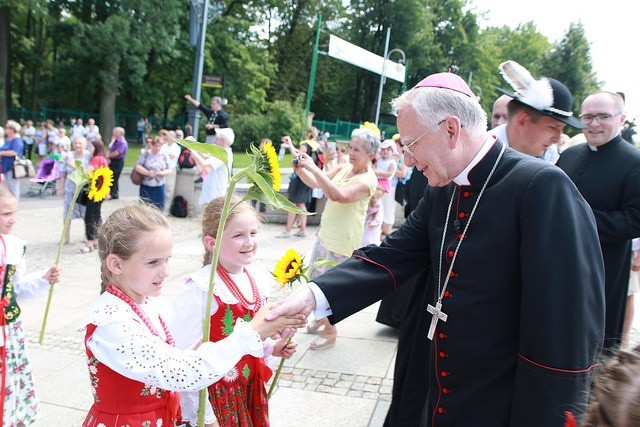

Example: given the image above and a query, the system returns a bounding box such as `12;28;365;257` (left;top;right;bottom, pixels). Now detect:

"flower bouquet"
176;138;308;426
39;161;113;344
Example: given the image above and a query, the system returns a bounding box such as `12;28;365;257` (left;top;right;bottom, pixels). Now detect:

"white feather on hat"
499;60;554;111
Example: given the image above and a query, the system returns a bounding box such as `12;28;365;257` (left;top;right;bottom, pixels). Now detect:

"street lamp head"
387;48;406;65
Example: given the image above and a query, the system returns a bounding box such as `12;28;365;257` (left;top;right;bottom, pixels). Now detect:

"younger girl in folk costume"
360;186;385;247
80;204;303;427
173;197;298;427
0;185;61;426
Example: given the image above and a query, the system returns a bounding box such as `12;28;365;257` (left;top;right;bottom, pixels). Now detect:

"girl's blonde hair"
584;345;640;426
201;195;257;266
97;203;169;293
0;184;16;202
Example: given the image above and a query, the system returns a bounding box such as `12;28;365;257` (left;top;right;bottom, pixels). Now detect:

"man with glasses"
557;91;640;355
267;72;605;426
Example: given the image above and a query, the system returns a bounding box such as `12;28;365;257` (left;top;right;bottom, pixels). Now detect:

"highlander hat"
497;60;585;129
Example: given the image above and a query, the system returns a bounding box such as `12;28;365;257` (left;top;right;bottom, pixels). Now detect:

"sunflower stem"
267;337;292;399
196;173;242;427
39;179;86;344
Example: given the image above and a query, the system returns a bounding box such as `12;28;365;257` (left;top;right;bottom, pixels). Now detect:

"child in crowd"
373;139;397;195
361;186;385;246
0;184;61;426
79;138;109;254
80;203;303;427
172;196;297;427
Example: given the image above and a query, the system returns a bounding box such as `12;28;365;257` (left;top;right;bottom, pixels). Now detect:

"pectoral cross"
427;301;448;341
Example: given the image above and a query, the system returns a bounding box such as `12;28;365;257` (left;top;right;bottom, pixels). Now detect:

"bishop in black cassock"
268;73;605;426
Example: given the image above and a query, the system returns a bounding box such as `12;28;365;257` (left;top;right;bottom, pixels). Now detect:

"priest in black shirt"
557;91;640;354
267;71;606;426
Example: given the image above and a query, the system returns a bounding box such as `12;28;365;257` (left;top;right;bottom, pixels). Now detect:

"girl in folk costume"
172;197;298;427
0;185;61;426
80;204;304;427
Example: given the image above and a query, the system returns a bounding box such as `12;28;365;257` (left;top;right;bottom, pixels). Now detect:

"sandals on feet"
78;243;96;254
309;335;336;351
306;319;323;334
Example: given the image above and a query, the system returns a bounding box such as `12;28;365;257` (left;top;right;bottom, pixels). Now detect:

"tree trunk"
0;6;11;123
30;16;44;112
18;9;33;109
100;65;119;143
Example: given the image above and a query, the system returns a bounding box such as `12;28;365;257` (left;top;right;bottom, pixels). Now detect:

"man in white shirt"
21;119;36;160
71;118;87;139
85;118;100;143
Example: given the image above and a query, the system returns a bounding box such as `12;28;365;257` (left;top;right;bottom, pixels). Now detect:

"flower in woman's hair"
273;248;307;288
360;121;381;136
87;167;114;202
260;141;281;191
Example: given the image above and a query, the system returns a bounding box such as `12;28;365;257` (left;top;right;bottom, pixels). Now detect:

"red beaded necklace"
216;264;262;313
106;285;175;346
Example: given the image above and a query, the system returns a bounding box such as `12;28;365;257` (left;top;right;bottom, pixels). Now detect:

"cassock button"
457;233;463;239
442;387;450;394
458;212;466;218
447;250;454;257
463;191;470;197
439;351;448;358
438;332;447;339
440;371;449;377
438;406;446;414
444;291;452;298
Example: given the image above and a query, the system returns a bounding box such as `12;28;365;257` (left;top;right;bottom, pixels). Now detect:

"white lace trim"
78;293;143;332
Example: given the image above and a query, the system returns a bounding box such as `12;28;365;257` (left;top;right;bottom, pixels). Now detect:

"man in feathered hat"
267;71;605;425
491;60;585;160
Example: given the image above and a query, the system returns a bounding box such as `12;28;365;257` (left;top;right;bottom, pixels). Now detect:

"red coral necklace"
216;264;262;313
106;285;175;346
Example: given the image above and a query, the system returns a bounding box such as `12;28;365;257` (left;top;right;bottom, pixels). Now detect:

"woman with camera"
292;127;379;350
276;133;316;238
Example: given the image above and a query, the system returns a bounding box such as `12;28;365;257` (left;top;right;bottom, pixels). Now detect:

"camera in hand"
293;155;302;166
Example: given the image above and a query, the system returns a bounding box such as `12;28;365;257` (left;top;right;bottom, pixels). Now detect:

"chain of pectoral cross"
427;142;506;341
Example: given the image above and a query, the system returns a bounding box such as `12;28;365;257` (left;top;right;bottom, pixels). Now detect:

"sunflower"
87;167;114;202
261;141;281;191
272;248;307;288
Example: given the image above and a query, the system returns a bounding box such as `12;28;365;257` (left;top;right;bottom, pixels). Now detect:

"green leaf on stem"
244;173;308;215
175;138;229;171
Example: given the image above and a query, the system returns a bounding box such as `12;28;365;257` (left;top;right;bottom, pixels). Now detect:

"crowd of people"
2;70;640;427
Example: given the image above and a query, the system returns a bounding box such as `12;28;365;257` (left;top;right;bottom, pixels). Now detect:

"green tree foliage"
475;22;551;113
1;0;601;144
541;22;600;111
233;97;306;152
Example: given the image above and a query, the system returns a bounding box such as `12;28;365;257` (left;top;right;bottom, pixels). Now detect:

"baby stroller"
27;158;60;198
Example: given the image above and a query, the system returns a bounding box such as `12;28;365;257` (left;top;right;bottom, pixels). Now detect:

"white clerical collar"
454;135;497;186
587;132;621;152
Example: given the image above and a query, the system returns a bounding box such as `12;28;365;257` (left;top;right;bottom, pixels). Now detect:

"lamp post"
374;29;406;128
188;0;224;140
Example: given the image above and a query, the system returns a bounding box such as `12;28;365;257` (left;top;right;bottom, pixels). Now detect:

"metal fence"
312;119;398;141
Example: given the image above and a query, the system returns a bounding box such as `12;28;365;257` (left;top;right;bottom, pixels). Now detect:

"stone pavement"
13;175;640;427
14;176;398;427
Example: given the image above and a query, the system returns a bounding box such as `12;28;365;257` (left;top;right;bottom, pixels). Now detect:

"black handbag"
76;184;90;206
